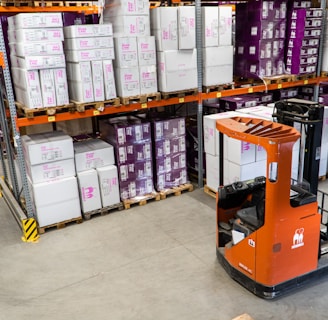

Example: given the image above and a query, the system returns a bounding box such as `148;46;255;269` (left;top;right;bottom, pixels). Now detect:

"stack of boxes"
101;118;155;200
152;117;187;191
285;5;323;75
22;131;81;227
103;0;158;98
8;13;69;109
202;6;233;86
63;24;116;103
235;0;288;78
74;139;120;213
150;7;197;92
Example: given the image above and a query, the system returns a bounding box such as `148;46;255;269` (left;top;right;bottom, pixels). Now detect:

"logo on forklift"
292;228;304;249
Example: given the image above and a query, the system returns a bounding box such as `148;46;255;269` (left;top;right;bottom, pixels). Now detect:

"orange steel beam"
0;6;99;14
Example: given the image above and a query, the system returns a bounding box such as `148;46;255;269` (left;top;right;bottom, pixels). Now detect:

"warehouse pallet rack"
1;1;328;241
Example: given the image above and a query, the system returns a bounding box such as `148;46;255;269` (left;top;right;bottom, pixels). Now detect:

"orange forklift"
216;99;328;299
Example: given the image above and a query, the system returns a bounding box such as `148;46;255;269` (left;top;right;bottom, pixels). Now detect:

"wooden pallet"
159;183;194;200
295;73;317;80
123;192;160;209
233;76;262;86
319;175;327;182
321;71;328;77
120;92;161;105
38;216;83;234
34;0;63;6
16;102;75;118
83;202;124;220
64;0;93;6
203;83;234;94
0;0;32;6
262;74;295;84
204;185;217;199
161;88;198;100
72;98;120;112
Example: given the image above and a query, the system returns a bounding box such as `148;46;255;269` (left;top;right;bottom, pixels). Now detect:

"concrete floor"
1;186;328;320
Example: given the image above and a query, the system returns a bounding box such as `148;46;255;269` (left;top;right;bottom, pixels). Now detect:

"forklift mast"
273;98;324;194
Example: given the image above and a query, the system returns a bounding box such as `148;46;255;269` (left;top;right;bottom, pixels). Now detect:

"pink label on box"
162;30;169;40
82;186;95;201
242;142;251;152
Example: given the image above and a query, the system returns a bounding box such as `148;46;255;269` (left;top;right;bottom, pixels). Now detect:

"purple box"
273;0;288;20
251;92;273;103
290;1;311;9
237;40;274;61
118;160;153;182
155;137;186;158
319;94;328;105
156;168;188;191
273;88;298;100
62;12;85;26
299;64;316;74
300;46;318;56
153;117;185;141
274;21;286;39
305;18;322;28
304;28;321;37
248;0;275;21
155;152;186;173
117;142;152;164
306;8;323;18
119;177;154;200
219;95;260;111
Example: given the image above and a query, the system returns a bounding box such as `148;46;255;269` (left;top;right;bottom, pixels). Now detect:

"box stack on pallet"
22;131;82;230
102;0;158;102
150;6;197;94
8;13;69;111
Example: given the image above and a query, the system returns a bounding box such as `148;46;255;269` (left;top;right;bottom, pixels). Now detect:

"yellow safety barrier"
21;218;39;243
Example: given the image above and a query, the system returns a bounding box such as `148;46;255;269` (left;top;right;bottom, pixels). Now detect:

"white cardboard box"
205;153;220;191
66;61;92;82
11;68;43;109
107;15;150;36
226;136;256;165
177;6;196;49
74;139;115;173
102;0;149;16
202;7;219;47
103;60;117;100
10;54;66;70
64;36;114;50
203;46;233;67
22;131;74;166
97;165;121;207
203;65;233;86
137;36;156;66
113;36;138;67
203;111;239;156
91;60;105;102
218;6;232;46
68;81;94;103
139;65;157;94
77;169;102;213
40;69;57;108
150;7;178;50
26;158;76;183
29;176;81;227
157;49;197;92
64;24;113;38
115;67;140;97
8;28;64;43
53;68;69;105
65;48;115;62
9;41;63;56
8;12;63;29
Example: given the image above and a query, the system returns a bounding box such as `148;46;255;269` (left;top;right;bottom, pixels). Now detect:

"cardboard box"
118;160;153;181
91;60;105;102
97;165;120;207
77;169;102;213
21;131;74;165
153;117;185;141
64;36;114;50
8;12;63;29
29;176;81;227
63;24;113;38
155;168;187;190
66;61;92;82
202;7;219;47
10;54;66;70
11;68;43;109
137;36;156;66
226;136;256;165
113;37;138;67
65;48;115;62
218;6;232;45
117;142;152;164
108;15;150;36
102;0;149;16
205;153;220;190
53;68;69;106
177;6;195;49
155;137;185;157
26;158;76;183
40;69;57;107
9;41;63;56
157;49;197;92
139;65;157;95
203;65;233;86
8;28;64;43
103;60;117;100
150;7;178;51
115;67;140;97
74;139;115;173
